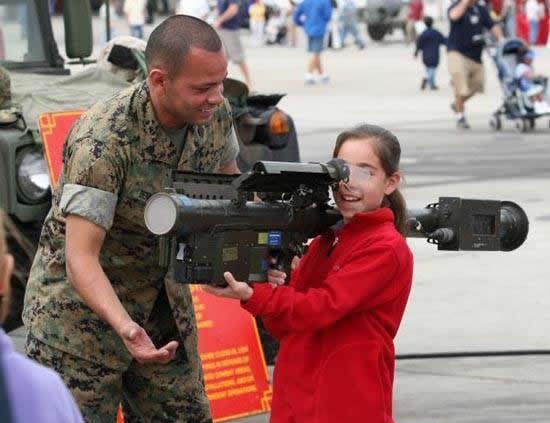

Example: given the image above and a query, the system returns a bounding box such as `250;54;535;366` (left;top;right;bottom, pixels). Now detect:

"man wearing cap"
447;0;503;129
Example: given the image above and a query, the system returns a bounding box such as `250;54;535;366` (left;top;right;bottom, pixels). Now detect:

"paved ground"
15;14;550;422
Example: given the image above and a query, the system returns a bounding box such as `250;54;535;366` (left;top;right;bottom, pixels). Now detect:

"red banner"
39;111;272;422
193;286;272;421
39;110;84;187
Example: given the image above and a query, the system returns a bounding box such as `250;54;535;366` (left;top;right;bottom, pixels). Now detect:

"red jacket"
243;208;414;423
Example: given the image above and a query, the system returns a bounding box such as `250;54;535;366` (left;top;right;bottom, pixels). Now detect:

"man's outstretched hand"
119;321;178;364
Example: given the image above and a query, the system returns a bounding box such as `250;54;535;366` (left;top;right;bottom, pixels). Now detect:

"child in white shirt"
515;49;550;114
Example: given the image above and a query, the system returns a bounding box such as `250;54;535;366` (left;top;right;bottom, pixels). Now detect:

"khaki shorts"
218;29;245;64
447;51;485;98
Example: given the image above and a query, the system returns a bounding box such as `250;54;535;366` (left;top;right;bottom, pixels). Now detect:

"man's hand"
119;321;179;364
449;0;472;21
203;272;254;301
213;18;222;29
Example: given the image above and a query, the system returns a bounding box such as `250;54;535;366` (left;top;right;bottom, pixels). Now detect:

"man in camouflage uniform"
23;16;239;422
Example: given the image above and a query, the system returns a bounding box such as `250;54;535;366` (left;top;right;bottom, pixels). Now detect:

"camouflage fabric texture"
23;80;236;421
26;286;212;423
0;66;11;108
59;184;118;230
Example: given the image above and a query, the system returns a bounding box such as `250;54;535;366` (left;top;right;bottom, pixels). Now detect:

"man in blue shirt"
215;0;253;89
447;0;502;129
294;0;332;85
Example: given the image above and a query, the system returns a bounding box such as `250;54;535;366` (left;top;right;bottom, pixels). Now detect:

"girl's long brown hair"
333;124;408;236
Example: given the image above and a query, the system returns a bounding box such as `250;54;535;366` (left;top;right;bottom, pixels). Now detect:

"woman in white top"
123;0;148;39
177;0;211;21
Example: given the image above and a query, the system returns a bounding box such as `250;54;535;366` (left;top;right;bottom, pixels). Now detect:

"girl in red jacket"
205;124;414;423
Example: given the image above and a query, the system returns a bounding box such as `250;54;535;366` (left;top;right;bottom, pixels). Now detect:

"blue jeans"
503;12;516;38
340;20;365;48
425;67;437;88
130;25;144;39
307;36;325;54
529;20;539;44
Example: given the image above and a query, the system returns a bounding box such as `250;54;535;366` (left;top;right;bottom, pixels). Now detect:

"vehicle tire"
89;0;103;11
489;115;502;131
367;24;387;41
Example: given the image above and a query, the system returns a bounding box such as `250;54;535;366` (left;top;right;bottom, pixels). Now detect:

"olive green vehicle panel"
11;67;131;132
63;0;93;60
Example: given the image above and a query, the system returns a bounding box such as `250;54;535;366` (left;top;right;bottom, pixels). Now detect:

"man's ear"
384;172;401;196
148;68;168;95
0;254;14;296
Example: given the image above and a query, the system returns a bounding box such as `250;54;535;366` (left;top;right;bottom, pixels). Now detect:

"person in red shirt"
406;0;424;43
205;123;414;423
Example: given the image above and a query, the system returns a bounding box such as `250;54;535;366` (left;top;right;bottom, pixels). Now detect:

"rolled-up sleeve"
60;184;117;230
60;137;126;229
220;125;240;166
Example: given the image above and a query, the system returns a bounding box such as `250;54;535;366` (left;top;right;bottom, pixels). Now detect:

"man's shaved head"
145;15;223;77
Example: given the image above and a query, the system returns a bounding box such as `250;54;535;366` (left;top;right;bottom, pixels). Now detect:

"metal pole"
105;0;112;42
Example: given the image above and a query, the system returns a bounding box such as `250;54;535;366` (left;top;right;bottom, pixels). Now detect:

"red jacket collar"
328;207;395;239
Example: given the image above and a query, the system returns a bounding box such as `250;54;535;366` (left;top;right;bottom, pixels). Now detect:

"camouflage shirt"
23;81;238;370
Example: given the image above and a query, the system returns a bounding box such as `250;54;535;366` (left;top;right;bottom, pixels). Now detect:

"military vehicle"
364;0;409;41
0;0;300;331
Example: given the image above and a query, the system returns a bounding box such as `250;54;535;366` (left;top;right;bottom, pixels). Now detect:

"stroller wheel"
489;115;502;131
515;119;529;133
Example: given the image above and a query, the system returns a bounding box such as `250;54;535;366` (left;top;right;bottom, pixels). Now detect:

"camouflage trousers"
25;287;212;423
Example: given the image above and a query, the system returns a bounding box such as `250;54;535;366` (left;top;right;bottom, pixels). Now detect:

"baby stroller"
487;38;550;132
265;7;287;45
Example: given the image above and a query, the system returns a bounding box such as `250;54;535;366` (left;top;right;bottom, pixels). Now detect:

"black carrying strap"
0;350;14;423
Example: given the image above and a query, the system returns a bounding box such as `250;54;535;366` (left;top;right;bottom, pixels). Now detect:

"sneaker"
430;84;439;90
421;78;427;90
456;117;471;129
317;74;330;84
304;73;316;85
